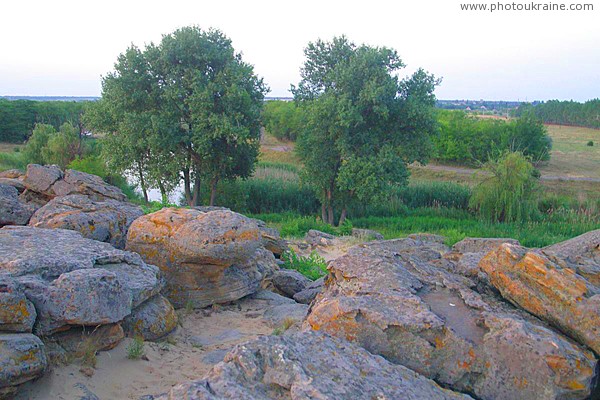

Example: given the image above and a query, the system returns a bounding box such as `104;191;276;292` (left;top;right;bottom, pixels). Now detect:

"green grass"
258;207;599;248
281;249;328;280
126;336;145;360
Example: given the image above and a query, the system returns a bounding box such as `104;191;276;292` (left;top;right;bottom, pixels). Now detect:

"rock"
21;164;126;203
351;228;384;240
252;218;288;257
0;169;23;179
154;331;471;400
271;269;310;298
305;239;597;400
126;208;267;308
50;323;125;359
480;240;600;354
0;334;47;395
305;229;336;246
0;226;164;335
0;184;35;227
0;178;25;193
293;276;325;304
0;276;36;332
29;194;143;249
543;230;600;284
123;295;177;341
444;237;521;278
239;290;308;328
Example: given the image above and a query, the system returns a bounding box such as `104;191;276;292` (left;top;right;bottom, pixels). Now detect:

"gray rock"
351;228;384;240
123;295;177;341
252;218;288;257
306;238;598;400
126;208;269;308
452;237;520;254
271;269;310;298
155;331;471;400
0;334;47;393
305;229;336;246
0;276;37;332
263;302;308;328
49;323;125;360
29;194;143;249
0;184;35;227
0;226;165;335
293;276;324;304
0;178;25;193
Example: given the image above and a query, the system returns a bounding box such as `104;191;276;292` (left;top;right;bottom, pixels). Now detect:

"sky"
1;0;599;101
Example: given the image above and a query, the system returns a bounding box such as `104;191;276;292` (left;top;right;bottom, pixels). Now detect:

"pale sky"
1;0;599;101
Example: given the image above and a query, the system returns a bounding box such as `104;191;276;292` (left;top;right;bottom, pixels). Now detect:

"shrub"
469;152;540;222
588;141;594;147
281;249;328;280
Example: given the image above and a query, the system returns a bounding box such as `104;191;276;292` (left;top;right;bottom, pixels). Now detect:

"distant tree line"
0;99;86;142
513;99;600;129
262;101;304;141
432;110;552;165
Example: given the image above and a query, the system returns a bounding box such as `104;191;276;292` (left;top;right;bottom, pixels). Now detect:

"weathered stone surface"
306;238;597;400
0;334;47;393
0;226;164;334
0;178;25;193
271;269;310;298
155;331;471;400
0;276;36;332
444;237;521;279
21;164;126;203
29;194;143;249
49;323;125;359
351;227;384;240
241;290;309;328
481;238;600;354
305;229;335;246
0;184;35;227
123;295;177;341
292;276;324;304
126;208;269;308
252;218;288;257
543;229;600;285
0;169;23;179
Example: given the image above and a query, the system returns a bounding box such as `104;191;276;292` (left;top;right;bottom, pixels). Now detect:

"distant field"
541;125;600;179
0;142;24;153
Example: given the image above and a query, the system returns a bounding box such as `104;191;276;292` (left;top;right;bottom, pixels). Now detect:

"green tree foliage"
262;101;305;141
470;152;540;222
433;110;551;165
0;99;86;143
513;99;600;129
23;122;86;168
292;36;438;225
86;26;267;205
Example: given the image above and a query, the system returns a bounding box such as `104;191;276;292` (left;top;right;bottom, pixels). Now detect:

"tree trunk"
209;177;219;206
326;188;334;225
321;202;327;223
338;207;347;227
158;180;168;205
137;164;148;203
183;168;193;206
192;174;201;206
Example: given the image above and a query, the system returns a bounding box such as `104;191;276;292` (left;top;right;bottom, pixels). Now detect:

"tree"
86;26;267;205
292;36;438;225
22;122;85;168
469;151;540;222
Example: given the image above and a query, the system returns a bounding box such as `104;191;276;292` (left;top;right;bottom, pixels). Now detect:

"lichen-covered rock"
29;194;143;249
271;269;310;298
351;228;384;240
252;218;288;257
444;237;521;279
305;238;597;400
49;323;124;360
0;276;36;332
304;229;336;246
0;178;25;193
21;164;126;204
0;184;35;227
0;226;165;335
292;276;324;304
0;334;47;395
0;169;23;179
123;295;177;341
126;208;268;308
480;236;600;354
543;229;600;285
154;331;472;400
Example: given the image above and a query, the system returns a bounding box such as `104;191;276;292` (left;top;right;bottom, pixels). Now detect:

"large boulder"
480;231;600;354
126;208;273;308
0;276;37;332
123;295;177;341
21;164;127;205
28;194;143;249
154;331;472;400
0;184;35;227
444;237;521;280
252;218;288;257
305;237;597;400
271;269;310;298
0;334;47;398
0;226;164;335
293;276;325;304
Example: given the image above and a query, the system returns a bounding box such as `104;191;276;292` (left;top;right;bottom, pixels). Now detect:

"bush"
262;101;305;141
281;249;328;280
588;141;594;147
470;152;540;222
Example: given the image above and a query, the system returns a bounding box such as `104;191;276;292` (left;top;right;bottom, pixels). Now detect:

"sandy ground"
16;303;274;400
